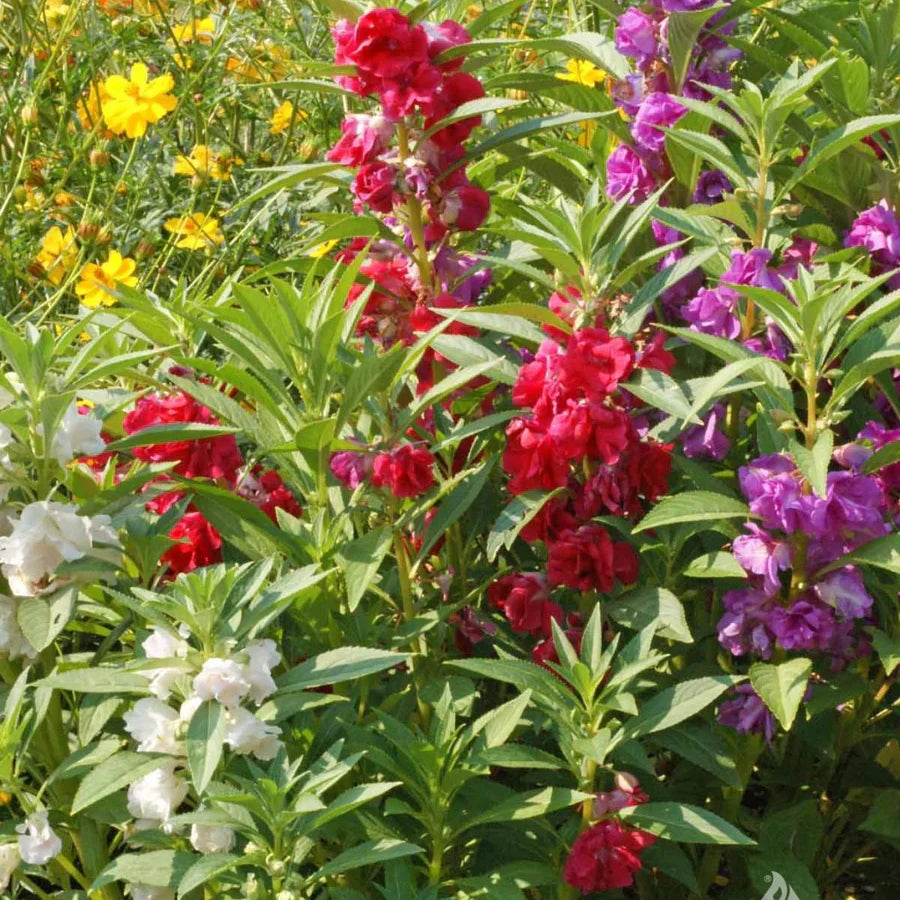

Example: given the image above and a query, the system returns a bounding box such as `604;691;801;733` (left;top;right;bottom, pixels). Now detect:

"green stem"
395;124;434;294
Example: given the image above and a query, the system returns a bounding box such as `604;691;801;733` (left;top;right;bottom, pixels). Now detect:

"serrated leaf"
749;658;812;731
655;724;740;787
177;853;240;898
335;526;393;612
16;587;77;651
615;675;740;744
41;668;150;694
618;802;754;845
187;701;226;795
463;787;591;830
92;850;194;890
486;489;564;561
684;551;746;579
633;491;750;533
277;647;408;692
605;587;693;643
312;840;422;880
72;752;167;815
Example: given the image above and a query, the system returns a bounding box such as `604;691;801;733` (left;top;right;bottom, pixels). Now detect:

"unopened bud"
89;149;109;167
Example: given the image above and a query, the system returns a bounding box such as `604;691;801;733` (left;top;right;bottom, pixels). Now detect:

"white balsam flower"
48;403;106;467
141;626;190;700
0;501;119;596
192;658;251;709
0;594;37;660
225;708;282;761
243;638;280;705
123;698;184;755
189;823;235;854
0;843;20;891
126;760;188;830
16;811;62;865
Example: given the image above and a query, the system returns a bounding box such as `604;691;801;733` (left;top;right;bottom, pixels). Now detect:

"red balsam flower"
371;444;436;498
564;820;656;893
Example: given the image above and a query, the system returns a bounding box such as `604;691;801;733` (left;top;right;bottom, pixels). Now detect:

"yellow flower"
270;100;298;135
173;144;243;180
170;16;215;45
75;250;138;308
164;213;225;250
556;59;606;88
42;0;71;27
36;225;78;285
101;63;177;139
308;239;339;259
76;81;109;131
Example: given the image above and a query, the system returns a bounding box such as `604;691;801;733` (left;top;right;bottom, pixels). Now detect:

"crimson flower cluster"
109;390;301;577
564;773;656;894
491;316;675;661
326;9;491;348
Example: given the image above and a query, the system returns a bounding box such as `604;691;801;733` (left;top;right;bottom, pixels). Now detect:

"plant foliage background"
0;0;898;898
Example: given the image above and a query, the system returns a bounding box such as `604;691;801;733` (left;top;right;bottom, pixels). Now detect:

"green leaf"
92;850;194;890
605;587;693;643
615;675;740;744
16;587;77;652
641;842;699;892
418;97;524;143
792;430;833;498
667;5;727;92
486;489;564;562
655;724;740;787
104;423;239;453
626;369;700;424
335;526;394;612
41;668;150;694
869;630;900;676
429;335;520;385
860;790;900;841
446;658;574;712
825;533;900;575
463;787;592;830
782;114;900;197
684;551;746;579
312;840;422;880
750;658;812;731
186;701;226;796
231;162;342;210
473;690;533;749
664;130;747;187
475;745;566;770
72;751;167;815
177;853;240;898
277;647;408;692
633;491;750;533
863;440;900;476
618;802;754;845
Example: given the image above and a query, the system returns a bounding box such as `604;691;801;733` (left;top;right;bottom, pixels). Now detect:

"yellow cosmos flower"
75;250;138;308
36;225;78;285
76;81;110;131
164;213;225;250
173;144;243;180
270;100;302;135
171;16;215;45
308;239;339;259
101;63;177;139
557;59;606;88
42;0;71;28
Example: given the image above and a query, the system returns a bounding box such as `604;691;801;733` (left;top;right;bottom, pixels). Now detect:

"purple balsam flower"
693;170;732;204
606;144;656;203
845;200;900;288
733;523;793;596
631;92;687;153
717;684;777;743
722;248;785;292
682;285;741;339
769;596;835;652
615;9;659;68
717;588;776;659
682;403;730;460
814;567;873;620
